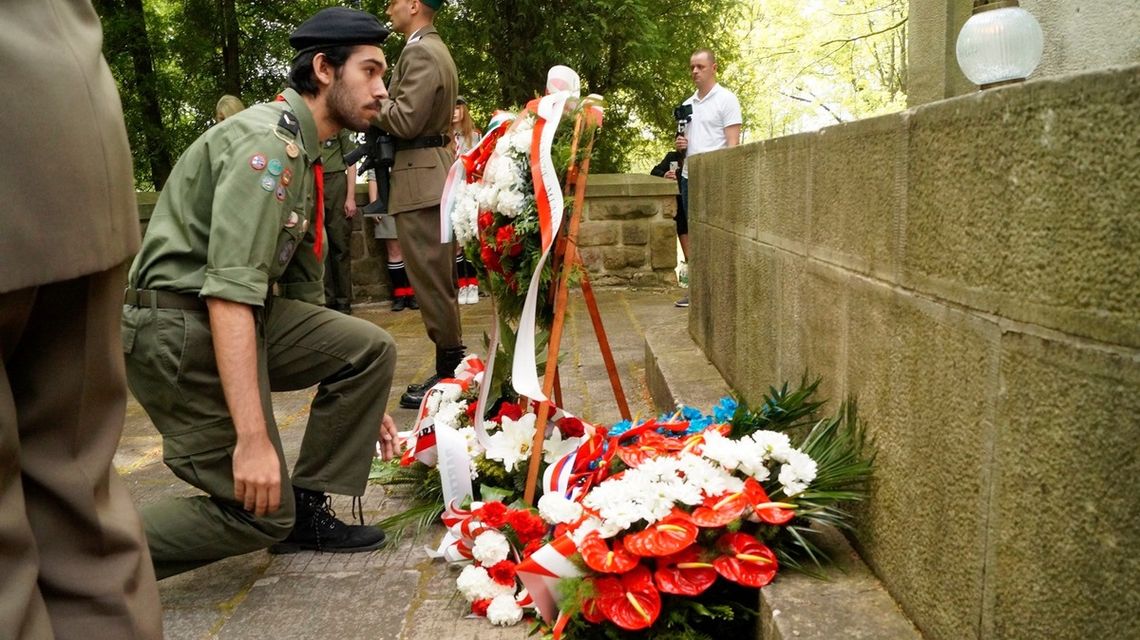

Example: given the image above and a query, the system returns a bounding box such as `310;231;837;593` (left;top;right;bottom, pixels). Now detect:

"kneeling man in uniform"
122;7;400;579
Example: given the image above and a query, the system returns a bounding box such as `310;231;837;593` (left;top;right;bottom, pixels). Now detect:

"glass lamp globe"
956;4;1044;87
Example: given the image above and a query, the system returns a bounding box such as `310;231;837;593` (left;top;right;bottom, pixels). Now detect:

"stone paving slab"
116;288;680;639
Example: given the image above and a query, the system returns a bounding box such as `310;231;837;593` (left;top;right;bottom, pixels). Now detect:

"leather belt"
394;134;450;151
124;288;206;311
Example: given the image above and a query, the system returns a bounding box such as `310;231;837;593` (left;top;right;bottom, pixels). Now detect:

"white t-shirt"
680;83;742;179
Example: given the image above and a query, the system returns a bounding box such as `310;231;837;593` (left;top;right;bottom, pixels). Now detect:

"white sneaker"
468;283;480;304
459;284;474;305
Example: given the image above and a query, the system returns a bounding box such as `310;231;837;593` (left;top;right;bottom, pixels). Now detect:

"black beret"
290;7;389;54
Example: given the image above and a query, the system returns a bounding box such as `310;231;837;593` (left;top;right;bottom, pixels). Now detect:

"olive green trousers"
1;264;162;638
122;295;395;579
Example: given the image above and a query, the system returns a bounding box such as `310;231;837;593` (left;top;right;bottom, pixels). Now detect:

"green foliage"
728;375;826;439
371;459;444;546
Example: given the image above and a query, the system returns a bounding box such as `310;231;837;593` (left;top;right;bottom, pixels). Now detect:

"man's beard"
328;79;372;132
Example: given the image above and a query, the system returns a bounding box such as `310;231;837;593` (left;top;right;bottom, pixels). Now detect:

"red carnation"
478;211;493;230
479;241;501;273
487;560;517;586
522;539;544;558
493;401;524;423
495;224;516;249
506;510;547;545
477;501;509;528
471;598;492;617
557;416;586;438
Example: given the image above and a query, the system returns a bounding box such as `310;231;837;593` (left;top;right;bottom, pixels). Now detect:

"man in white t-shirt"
671;48;741;308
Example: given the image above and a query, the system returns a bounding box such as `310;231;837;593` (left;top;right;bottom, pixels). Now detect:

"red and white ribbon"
516;533;583;623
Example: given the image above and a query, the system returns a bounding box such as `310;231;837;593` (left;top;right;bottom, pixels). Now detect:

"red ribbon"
313;163;325;259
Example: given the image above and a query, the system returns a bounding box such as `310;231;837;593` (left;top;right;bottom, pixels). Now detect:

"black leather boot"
399;345;466;409
269;487;386;554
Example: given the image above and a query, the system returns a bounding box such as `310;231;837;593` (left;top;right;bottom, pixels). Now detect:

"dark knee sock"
387;260;413;298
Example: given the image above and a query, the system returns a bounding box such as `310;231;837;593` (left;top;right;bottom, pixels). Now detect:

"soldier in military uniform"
122;7;400;579
375;0;464;409
0;1;163;636
321;129;359;314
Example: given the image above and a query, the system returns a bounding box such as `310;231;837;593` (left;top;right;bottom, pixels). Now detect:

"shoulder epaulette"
277;111;300;136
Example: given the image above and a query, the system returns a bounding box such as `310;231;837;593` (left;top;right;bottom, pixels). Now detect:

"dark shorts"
676;176;689;236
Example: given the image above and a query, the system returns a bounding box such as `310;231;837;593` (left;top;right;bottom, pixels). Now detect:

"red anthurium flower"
623;509;699;557
654;545;717;596
580;594;606;624
594;566;661;631
616;432;681;468
692;478;766;528
579;530;639;574
746;480;797;525
713;532;779;588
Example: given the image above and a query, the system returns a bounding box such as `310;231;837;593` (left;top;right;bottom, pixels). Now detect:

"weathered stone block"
349;230;365;259
601;246;645;270
845;285;1000;640
904;66;1140;349
649;221;678;270
986;332;1140;640
809;113;906;279
577;246;605;274
621;221;648;245
731;241;779;404
589;198;660;220
577;221;618;247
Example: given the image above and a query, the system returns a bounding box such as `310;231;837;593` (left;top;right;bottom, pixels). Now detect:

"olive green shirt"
128;89;324;307
320;129;358;174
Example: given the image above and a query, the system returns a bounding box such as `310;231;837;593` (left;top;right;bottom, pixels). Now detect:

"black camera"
673;103;693;136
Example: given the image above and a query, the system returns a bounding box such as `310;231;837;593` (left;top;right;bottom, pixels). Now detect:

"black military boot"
399;345;466;409
269;487;386;554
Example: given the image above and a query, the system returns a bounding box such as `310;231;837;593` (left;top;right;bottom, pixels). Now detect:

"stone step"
644;323;924;640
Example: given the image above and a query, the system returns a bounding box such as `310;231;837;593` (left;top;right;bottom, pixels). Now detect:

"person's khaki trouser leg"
395;207;462;349
264;297;396;494
124;297;394;579
322;170;353;308
0;264;162;639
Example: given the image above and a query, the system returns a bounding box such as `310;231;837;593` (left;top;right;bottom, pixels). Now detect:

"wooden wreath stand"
521;111;630;506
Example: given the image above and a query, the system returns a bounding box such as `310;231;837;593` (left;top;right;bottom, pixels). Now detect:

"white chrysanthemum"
735;440;771;481
453;192;480;244
677;453;745;498
472;530;511;565
495;188;526;218
484;413;536;473
700;430;742;471
487;593;524;626
435;400;467;429
509;127;532;155
778;449;818;497
537;493;584;524
477;183;500;211
456;564;513;602
438;383;463;404
494;135;512;157
752;431;793;463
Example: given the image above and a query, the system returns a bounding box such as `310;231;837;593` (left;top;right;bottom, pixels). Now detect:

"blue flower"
679;405;703;421
686;416;713;434
713;396;738;422
608;419;634;437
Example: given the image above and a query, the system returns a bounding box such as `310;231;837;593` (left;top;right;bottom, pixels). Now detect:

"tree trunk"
120;0;172;189
220;0;241;97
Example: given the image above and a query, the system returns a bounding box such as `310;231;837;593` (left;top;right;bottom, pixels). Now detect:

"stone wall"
687;65;1140;640
137;173;679;300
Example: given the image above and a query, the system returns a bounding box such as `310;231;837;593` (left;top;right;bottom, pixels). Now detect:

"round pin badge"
281;168;293;186
285;142;300;158
249;154;267;171
267;159;284;176
284;211;299;228
275;185;287;202
260;175;275;191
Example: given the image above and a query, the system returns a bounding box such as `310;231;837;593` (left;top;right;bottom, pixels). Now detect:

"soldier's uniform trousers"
394;207;462;349
0;263;162;639
122;295;396;579
322;170;354;309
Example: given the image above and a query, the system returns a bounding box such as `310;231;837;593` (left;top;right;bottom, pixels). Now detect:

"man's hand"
664;169;677;180
345;196;358;219
233;434;281;516
675;135;688;152
378;413;400;460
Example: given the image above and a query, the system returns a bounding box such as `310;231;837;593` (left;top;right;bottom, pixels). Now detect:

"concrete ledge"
645;324;923;640
586;173;682;198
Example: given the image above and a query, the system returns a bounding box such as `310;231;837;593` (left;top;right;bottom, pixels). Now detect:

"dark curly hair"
287;45;354;95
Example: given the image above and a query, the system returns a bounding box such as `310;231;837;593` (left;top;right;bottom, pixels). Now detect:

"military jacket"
374;26;458;215
127;89;324;306
320;129;358;174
